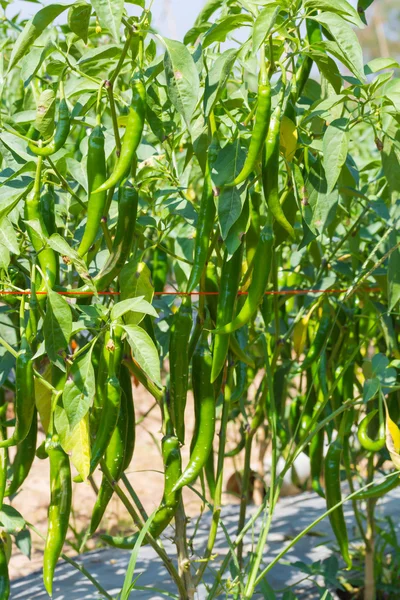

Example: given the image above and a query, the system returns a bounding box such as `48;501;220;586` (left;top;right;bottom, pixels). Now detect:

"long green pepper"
29;83;70;157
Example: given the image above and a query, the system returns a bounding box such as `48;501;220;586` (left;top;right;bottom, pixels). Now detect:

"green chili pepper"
77;124;107;257
324;439;352;570
94;179;138;291
24;157;57;294
29;85;70;157
310;429;325;498
89;331;122;475
226;80;271;187
40;184;57;237
172;330;215;492
0;432;6;509
151;247;168;293
294;19;322;103
262;84;295;239
212;223;273;335
88;382;128;537
94;80;145;194
169;296;192;444
43;434;72;597
357;409;385;452
187;161;216;293
0;316;35;449
0;533;9;600
5;409;37;497
356;472;400;500
211;246;243;382
120;364;136;471
205;262;219;324
229;332;255;369
301;302;331;370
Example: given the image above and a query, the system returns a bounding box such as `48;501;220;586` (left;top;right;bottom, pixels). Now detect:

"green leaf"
365;57;400;75
225;193;250;257
15;529;31;560
8;3;74;72
48;234;93;284
381;114;400;200
0;217;19;256
0;505;25;534
163;38;200;130
111;297;158;323
193;0;224;27
43;290;72;363
313;13;365;82
203;15;253;49
304;0;364;28
211;139;246;187
20;42;55;86
34;89;56;139
119;261;155;326
0;186;33;222
322;119;349;193
218;184;247;240
204;48;237;117
89;0;124;41
63;348;95;429
68;2;91;43
78;44;121;65
308;51;341;94
55;407;91;481
252;4;280;54
388;230;400;311
123;324;161;388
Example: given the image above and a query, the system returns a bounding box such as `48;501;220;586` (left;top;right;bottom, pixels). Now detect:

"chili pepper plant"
0;0;399;599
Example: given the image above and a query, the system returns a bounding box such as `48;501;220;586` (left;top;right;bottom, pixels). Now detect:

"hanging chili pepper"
356;472;400;500
94;179;138;291
310;429;325;498
43;434;72;596
324;439;352;570
151;247;168;293
0;302;35;449
29;82;70;157
212;222;273;334
5;410;37;497
211;246;243;382
225;79;271;187
357;409;385;452
77;123;107;257
88;383;128;537
120;364;136;471
187;160;216;293
301;302;331;370
169;296;192;444
94;79;146;194
262;80;295;239
89;329;122;475
172;329;215;492
24;157;57;293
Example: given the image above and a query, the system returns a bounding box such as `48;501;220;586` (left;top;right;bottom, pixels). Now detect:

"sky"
8;0;206;40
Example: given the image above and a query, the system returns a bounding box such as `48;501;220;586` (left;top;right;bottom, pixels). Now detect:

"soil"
8;383;244;581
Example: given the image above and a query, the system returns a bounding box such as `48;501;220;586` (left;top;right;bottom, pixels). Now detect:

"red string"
0;287;380;297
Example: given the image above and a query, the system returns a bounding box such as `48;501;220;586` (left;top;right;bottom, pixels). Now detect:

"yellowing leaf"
119;260;154;326
293;316;309;357
55;407;91;481
280;116;298;162
384;397;400;469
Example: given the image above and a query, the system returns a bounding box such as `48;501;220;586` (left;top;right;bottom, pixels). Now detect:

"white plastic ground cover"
10;487;400;599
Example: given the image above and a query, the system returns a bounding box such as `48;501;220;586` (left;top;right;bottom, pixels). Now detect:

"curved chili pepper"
88;383;128;537
169;296;192;444
120;364;136;471
225;80;271;187
0;330;35;449
43;434;72;597
94;80;146;194
187;160;216;293
211;246;243;382
94;179;138;291
77;124;107;257
0;533;9;600
24;157;57;293
40;184;57;237
262;84;295;239
151;247;168;293
301;302;331;370
357;409;385;452
212;223;273;335
324;439;352;570
204;262;219;324
89;331;122;475
172;330;215;492
356;472;400;500
29;86;70;157
5;409;37;497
